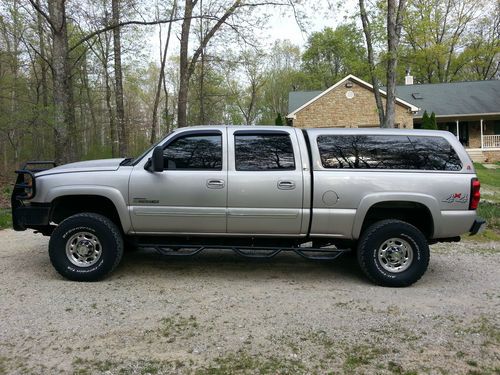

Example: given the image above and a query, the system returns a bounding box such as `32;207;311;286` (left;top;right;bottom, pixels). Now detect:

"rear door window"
234;133;295;171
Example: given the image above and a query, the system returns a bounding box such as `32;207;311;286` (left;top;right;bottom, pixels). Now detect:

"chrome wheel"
377;237;413;273
65;232;102;267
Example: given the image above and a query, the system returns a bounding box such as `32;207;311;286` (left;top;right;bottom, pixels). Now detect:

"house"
287;75;500;162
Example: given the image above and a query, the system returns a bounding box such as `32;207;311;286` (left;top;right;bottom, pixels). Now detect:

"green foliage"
402;0;499;82
422;111;430;128
429;112;436;129
275;113;284;126
0;209;12;230
422;111;437;129
302;24;370;89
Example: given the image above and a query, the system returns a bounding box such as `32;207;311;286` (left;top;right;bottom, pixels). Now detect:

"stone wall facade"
484;150;500;163
290;79;414;129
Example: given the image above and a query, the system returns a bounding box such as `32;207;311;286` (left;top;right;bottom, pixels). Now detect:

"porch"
435;117;500;162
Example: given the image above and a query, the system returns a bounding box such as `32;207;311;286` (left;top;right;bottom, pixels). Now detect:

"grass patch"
474;163;500;188
342;345;386;374
477;202;500;232
0;209;11;230
196;351;307;375
159;314;199;340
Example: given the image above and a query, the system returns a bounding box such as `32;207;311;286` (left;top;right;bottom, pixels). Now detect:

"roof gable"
286;74;419;118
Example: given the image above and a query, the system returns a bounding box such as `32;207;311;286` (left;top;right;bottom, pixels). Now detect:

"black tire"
357;219;429;287
49;213;124;281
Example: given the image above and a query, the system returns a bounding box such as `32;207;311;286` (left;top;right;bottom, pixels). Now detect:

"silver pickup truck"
11;126;485;286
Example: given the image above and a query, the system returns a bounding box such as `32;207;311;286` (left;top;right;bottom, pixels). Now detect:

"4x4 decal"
442;193;468;204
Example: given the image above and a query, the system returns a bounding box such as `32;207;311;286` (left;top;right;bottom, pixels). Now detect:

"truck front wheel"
357;219;429;287
49;213;124;281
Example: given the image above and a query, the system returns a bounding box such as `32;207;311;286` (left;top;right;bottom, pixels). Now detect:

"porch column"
456;120;460;140
480;118;484;149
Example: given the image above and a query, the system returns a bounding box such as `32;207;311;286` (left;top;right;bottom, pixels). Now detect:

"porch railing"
483;135;500;149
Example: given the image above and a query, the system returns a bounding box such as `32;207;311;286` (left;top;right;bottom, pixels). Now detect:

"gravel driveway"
0;230;499;375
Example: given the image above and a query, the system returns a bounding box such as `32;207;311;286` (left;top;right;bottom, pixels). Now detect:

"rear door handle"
207;179;225;189
277;180;295;190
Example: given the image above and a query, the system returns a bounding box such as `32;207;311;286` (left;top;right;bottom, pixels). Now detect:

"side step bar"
138;244;351;261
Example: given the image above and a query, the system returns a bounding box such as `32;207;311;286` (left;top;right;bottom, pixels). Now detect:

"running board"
138;244;351;261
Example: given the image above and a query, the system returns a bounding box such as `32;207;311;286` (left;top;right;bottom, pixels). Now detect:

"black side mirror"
151;146;164;172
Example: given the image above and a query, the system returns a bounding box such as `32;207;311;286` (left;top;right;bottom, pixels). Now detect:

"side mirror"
151;146;164;172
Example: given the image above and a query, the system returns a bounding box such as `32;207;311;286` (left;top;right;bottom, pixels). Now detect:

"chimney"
405;68;414;85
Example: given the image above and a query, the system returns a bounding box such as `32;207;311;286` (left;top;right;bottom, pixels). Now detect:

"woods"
0;0;498;170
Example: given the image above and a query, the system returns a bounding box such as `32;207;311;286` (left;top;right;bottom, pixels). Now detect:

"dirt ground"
0;230;499;375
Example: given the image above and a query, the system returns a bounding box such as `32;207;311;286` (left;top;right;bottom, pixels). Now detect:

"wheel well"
50;195;122;231
361;201;434;238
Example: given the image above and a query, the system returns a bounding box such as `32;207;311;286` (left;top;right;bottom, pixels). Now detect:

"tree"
29;0;78;164
111;0;127;156
385;0;407;128
402;0;487;83
176;0;297;128
225;50;266;125
429;112;437;129
359;0;385;126
275;113;284;126
358;0;407;128
421;110;430;128
302;25;369;88
260;40;309;124
422;110;437;129
151;0;177;144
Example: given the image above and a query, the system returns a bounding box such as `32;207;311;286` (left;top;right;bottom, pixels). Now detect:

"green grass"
0;209;11;230
473;163;500;235
474;163;500;188
477;202;500;232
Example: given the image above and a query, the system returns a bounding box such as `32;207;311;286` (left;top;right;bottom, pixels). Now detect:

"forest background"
0;0;498;169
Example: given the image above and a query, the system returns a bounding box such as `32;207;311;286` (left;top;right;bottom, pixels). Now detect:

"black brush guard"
11;161;56;232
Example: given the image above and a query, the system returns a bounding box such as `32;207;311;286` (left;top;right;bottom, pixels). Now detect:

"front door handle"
278;180;296;190
207;179;225;189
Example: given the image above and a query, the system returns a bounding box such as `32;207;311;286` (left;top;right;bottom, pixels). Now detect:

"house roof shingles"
288;91;322;114
393;80;500;118
288;79;500;118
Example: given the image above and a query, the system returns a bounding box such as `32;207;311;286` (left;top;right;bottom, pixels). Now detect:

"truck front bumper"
11;203;51;232
469;218;486;235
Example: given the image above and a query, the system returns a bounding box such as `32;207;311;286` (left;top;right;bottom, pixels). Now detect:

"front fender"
352;193;440;239
46;186;132;233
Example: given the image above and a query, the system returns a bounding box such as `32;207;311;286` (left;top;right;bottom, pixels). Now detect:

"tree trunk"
177;0;241;128
359;0;385;126
151;0;177;143
47;0;77;164
384;0;406;128
36;0;49;157
104;59;117;157
82;58;98;146
177;0;196;128
112;0;127;156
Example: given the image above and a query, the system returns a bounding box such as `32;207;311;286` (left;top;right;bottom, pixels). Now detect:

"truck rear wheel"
357;219;429;287
49;213;124;281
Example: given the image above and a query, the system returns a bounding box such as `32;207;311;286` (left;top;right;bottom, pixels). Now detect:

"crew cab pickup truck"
12;126;485;286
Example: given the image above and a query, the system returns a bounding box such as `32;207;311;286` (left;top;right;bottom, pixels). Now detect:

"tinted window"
408;136;462;171
235;133;295;171
317;135;461;171
163;134;222;170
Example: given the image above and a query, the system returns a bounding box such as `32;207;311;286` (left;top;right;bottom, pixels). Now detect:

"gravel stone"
0;229;499;374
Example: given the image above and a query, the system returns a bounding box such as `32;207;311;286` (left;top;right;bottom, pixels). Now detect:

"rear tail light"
469;178;480;210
